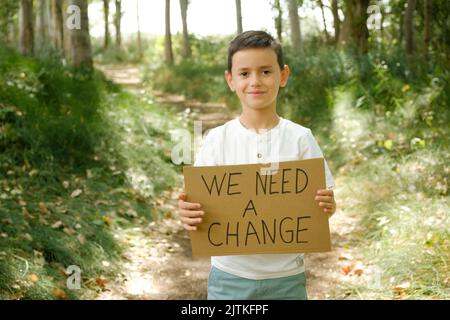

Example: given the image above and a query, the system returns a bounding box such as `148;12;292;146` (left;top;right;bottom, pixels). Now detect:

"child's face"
225;48;289;112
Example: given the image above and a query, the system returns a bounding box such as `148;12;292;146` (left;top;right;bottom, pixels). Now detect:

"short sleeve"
194;130;218;167
299;129;335;189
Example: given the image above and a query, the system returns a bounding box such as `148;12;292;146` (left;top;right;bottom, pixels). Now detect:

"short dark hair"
227;31;284;72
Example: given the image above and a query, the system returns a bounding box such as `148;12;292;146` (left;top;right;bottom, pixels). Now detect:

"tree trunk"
19;0;34;55
404;0;416;54
331;0;340;44
353;0;369;54
136;0;142;59
8;18;19;46
103;0;110;49
36;0;51;50
339;0;369;53
318;0;330;43
114;0;121;48
179;0;191;58
273;0;283;42
68;0;93;69
339;0;351;45
423;0;432;55
287;0;301;53
235;0;243;35
164;0;173;64
50;0;64;52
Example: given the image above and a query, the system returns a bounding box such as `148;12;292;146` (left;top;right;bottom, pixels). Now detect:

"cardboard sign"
183;158;331;256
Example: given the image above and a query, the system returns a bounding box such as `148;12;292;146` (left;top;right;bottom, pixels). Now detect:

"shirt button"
257;153;262;158
296;257;304;267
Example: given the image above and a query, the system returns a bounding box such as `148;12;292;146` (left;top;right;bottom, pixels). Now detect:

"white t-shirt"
194;117;335;280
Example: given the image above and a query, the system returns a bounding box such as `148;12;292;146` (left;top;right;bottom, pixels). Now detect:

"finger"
183;224;197;231
315;195;332;202
179;200;201;210
178;192;187;201
179;209;204;218
317;189;333;196
180;216;203;226
318;202;333;209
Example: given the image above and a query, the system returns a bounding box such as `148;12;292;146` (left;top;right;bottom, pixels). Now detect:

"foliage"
0;46;179;299
144;34;239;107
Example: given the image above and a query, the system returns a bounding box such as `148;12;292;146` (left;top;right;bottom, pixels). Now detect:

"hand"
178;192;204;231
315;189;336;218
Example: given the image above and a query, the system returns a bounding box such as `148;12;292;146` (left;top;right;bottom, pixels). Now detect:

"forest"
0;0;448;300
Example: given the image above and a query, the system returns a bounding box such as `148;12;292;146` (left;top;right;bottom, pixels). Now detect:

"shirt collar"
233;117;284;137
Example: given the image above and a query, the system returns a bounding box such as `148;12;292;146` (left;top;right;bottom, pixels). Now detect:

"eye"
240;72;248;77
262;70;271;75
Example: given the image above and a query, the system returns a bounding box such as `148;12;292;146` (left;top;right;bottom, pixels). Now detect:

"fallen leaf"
354;268;364;276
62;227;74;235
392;282;410;292
51;288;68;300
39;202;48;214
30;274;39;283
95;276;108;288
341;264;355;275
1;218;13;225
29;169;39;177
22;207;32;219
70;189;82;198
23;233;33;241
101;216;113;226
51;221;64;229
77;234;85;244
338;253;354;261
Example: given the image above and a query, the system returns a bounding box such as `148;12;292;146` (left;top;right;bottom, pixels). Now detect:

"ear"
280;65;290;88
225;70;235;92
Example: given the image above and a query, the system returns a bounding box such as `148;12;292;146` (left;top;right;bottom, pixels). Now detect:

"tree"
0;0;19;45
331;0;340;44
287;0;301;53
36;0;51;50
103;0;110;49
235;0;243;34
136;0;142;59
114;0;122;48
165;0;174;64
317;0;330;42
19;0;34;55
404;0;416;54
179;0;191;58
50;0;64;52
271;0;283;42
67;0;93;69
339;0;370;54
423;0;432;55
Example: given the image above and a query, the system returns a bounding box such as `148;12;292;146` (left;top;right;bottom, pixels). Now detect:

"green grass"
337;152;449;299
328;84;449;300
0;46;180;299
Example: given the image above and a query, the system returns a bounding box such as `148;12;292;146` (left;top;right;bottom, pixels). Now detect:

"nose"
249;73;262;87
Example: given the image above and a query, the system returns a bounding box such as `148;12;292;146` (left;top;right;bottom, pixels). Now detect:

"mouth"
247;91;266;96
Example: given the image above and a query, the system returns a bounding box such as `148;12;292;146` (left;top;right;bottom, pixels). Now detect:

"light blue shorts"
207;266;308;300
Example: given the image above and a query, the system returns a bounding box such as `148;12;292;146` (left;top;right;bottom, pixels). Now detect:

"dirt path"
93;64;366;300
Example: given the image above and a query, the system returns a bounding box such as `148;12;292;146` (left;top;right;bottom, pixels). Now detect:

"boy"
178;31;336;300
